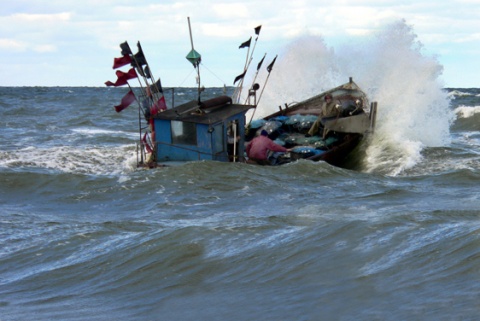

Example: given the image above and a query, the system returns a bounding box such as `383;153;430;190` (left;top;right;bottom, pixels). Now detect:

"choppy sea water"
0;85;480;320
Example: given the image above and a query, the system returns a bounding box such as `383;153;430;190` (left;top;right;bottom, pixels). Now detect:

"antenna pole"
188;17;195;51
187;17;202;104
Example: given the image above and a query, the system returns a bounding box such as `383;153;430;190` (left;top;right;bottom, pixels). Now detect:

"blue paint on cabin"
153;97;253;163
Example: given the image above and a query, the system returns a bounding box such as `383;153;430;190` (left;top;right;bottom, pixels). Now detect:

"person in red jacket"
246;130;291;165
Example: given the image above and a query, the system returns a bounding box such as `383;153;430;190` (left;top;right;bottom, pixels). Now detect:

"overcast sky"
1;0;479;88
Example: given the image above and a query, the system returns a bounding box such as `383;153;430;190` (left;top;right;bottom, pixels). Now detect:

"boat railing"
136;140;155;167
136;141;144;167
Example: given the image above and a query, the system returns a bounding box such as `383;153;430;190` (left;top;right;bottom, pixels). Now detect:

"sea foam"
250;19;454;175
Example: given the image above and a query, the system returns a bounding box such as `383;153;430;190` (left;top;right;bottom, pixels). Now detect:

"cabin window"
213;124;224;152
171;120;197;146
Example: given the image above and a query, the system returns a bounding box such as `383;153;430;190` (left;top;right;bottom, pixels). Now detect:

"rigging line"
199;63;226;84
178;68;196;87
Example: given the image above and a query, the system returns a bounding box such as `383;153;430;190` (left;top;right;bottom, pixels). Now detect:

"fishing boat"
106;18;377;168
246;77;377;167
143;77;376;168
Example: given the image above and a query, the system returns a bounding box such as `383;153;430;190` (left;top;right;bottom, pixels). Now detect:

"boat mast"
233;25;261;104
186;17;202;104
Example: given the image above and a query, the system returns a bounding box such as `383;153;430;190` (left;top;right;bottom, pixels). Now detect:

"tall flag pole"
243;52;266;104
233;25;262;104
130;41;168;165
109;41;165;165
249;25;261;67
117;41;145;157
129;40;156;110
133;41;167;115
257;55;277;105
130;41;149;96
247;55;277;127
186;17;202;104
233;36;251;104
118;41;147;100
107;40;170;166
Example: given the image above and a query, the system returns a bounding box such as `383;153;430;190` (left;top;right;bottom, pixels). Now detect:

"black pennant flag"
131;42;147;68
239;37;252;49
144;66;151;79
257;55;266;71
254;25;262;36
233;71;246;84
267;55;277;73
149;79;164;94
120;41;132;56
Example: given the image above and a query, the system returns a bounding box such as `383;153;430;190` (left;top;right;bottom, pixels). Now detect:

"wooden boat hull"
307;134;362;166
246;78;377;167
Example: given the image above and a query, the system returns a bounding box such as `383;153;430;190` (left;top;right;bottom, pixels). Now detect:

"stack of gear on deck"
249;114;339;160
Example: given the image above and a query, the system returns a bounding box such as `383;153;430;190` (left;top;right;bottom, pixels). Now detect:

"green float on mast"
186;17;202;104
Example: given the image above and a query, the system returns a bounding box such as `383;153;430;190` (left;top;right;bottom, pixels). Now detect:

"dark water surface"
1;87;480;320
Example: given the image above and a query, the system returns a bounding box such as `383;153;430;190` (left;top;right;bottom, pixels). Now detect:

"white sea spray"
251;19;454;175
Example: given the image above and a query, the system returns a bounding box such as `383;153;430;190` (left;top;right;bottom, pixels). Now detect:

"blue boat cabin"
153;96;254;163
